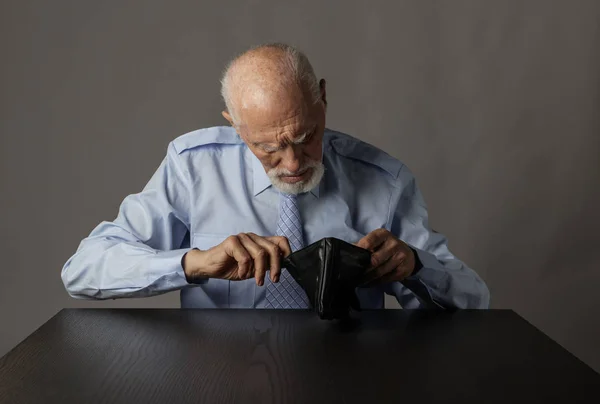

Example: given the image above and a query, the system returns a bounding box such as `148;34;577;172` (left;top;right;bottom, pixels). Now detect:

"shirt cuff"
401;245;447;309
408;247;423;275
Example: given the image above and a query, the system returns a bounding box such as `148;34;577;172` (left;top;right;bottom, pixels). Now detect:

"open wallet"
280;237;446;319
281;237;372;320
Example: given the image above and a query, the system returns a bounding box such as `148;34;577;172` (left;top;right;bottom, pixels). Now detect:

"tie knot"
281;193;298;200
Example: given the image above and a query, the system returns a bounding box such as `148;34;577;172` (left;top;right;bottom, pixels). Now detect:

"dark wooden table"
1;309;599;403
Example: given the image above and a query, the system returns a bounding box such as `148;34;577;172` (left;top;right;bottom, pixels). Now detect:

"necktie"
264;193;310;309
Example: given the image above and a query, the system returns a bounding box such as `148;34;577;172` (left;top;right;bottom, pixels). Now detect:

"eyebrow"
254;125;317;150
292;128;314;144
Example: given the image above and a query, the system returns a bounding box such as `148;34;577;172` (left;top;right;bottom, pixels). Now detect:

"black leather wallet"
281;237;372;320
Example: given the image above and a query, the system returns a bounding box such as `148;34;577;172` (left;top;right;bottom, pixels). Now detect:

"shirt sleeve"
61;142;204;300
384;165;491;309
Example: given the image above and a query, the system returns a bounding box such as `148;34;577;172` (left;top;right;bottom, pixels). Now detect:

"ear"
319;79;327;107
221;110;235;126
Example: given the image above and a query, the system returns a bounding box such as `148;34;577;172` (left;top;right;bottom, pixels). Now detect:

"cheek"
260;157;273;170
258;154;277;170
304;142;322;161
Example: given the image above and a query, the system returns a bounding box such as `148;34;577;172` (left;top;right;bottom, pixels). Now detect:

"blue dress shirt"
61;127;490;309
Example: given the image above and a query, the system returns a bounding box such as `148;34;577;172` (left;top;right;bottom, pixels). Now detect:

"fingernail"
258;279;264;286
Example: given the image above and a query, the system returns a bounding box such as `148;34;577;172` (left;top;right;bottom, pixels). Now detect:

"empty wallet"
281;237;372;320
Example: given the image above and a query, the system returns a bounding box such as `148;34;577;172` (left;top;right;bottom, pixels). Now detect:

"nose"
280;145;302;174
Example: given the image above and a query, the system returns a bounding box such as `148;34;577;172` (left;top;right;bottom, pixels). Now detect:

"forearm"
388;164;490;309
61;226;198;300
61;142;201;300
397;247;490;309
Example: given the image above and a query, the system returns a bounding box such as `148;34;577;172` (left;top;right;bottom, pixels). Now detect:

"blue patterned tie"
265;193;310;309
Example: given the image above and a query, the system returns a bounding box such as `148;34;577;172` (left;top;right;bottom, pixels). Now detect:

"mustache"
268;160;321;177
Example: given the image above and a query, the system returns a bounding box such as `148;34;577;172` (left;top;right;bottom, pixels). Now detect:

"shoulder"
324;128;404;180
171;126;244;155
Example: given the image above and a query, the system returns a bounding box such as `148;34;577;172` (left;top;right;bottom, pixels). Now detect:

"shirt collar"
251;150;321;198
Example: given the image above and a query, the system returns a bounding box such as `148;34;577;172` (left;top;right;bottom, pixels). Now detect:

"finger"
266;236;291;257
363;255;398;285
381;250;413;282
365;248;411;286
237;233;268;285
224;235;253;280
265;236;291;282
247;233;283;284
369;238;400;269
355;228;389;251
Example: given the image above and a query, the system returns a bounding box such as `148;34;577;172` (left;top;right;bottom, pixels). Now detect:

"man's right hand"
182;233;291;286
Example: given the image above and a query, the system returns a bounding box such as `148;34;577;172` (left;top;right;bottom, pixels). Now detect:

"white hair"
220;43;321;125
267;159;326;195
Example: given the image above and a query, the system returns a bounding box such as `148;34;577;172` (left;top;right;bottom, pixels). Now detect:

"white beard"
267;160;325;195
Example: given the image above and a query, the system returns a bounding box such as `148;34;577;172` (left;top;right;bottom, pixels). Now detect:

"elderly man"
61;43;489;310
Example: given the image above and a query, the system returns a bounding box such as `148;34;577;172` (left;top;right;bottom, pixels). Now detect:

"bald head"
219;43;328;195
220;43;323;126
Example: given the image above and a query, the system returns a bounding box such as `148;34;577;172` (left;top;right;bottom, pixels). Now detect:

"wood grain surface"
0;309;599;403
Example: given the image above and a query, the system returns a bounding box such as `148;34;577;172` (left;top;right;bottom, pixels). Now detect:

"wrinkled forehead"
237;99;319;144
242;123;318;146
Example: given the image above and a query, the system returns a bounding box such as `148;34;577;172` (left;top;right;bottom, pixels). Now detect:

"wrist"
182;248;207;284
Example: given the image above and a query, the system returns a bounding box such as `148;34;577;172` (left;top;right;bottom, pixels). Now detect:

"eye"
305;130;316;143
262;144;280;153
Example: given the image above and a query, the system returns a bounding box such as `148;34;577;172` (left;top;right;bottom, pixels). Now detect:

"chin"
271;163;325;195
273;181;308;195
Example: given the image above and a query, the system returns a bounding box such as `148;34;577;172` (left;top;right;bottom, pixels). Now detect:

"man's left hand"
355;228;416;285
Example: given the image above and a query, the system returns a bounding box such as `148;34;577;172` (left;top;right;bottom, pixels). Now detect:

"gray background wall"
1;0;599;372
